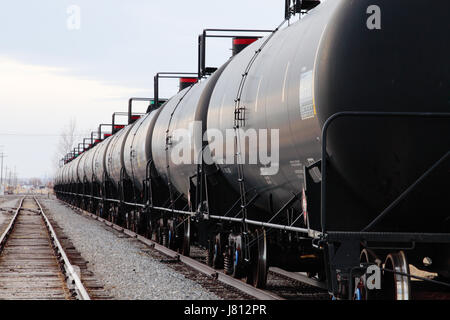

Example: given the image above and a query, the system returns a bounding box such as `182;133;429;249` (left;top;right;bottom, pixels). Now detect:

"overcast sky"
0;0;286;180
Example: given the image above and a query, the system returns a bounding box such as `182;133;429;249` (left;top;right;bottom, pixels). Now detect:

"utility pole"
0;152;6;186
0;152;6;195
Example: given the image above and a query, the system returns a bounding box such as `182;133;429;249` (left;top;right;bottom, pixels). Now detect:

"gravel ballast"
0;196;20;226
41;198;220;300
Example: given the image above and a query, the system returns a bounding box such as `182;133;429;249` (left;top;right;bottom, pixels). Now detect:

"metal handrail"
58;190;311;234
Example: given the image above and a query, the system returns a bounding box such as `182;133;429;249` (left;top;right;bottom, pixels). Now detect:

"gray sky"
0;0;286;180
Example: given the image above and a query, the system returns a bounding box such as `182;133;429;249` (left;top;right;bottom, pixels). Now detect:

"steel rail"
0;196;25;251
269;267;328;290
33;197;91;300
63;202;284;300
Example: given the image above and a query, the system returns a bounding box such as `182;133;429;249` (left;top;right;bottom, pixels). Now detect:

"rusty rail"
0;196;25;251
33;197;91;300
0;196;90;300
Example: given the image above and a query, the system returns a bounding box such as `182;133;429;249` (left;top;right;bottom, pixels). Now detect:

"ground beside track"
41;198;221;300
0;196;20;233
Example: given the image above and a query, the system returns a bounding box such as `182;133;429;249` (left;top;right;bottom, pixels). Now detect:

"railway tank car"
54;0;450;299
207;0;450;232
205;0;450;287
152;82;208;201
82;147;96;184
151;63;231;206
123;111;159;191
93;136;113;184
106;125;134;186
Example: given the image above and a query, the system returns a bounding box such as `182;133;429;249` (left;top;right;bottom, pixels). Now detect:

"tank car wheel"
247;229;268;288
112;206;116;224
158;218;170;247
91;200;97;214
131;211;136;231
225;241;245;279
156;218;165;245
224;246;233;275
214;236;224;269
223;235;246;278
128;210;136;232
181;218;190;256
117;206;126;227
124;211;130;230
109;206;114;223
157;227;168;247
136;211;146;236
95;204;101;217
353;249;372;300
107;205;113;223
112;206;119;224
102;203;109;219
353;249;384;300
146;217;155;240
133;211;140;233
207;234;222;268
231;247;245;279
126;211;131;231
156;226;162;244
210;234;223;269
381;251;411;300
167;220;177;250
207;236;214;267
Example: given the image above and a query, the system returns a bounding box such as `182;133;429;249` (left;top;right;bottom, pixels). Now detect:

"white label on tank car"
299;70;314;120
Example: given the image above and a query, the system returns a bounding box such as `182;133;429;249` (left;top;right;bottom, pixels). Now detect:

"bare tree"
53;118;77;168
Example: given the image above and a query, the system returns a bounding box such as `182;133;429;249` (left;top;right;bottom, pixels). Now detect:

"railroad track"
266;268;330;300
0;196;90;300
61;201;330;300
187;245;330;300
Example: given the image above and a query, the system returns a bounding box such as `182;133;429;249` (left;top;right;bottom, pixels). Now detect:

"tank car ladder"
232;21;286;263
